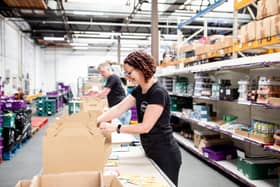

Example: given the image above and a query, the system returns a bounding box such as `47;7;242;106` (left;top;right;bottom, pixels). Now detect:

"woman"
97;50;182;186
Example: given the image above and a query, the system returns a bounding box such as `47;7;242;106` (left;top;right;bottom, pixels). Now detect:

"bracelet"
117;124;122;134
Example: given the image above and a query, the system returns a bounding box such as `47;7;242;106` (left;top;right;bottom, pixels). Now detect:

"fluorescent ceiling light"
70;43;88;46
73;46;89;50
43;37;64;41
72;11;105;16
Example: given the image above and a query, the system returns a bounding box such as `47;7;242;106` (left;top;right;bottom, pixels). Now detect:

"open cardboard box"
16;171;123;187
80;97;108;112
43;112;111;174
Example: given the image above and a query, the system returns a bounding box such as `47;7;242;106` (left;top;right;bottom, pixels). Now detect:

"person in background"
94;62;131;125
97;51;182;186
15;87;25;100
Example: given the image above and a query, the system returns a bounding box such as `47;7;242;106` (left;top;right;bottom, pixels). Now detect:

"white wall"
42;49;129;96
0;17;43;95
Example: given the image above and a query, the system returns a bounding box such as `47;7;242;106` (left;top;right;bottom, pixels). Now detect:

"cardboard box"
249;133;274;144
247;21;256;41
257;17;271;39
80;96;108;112
270;14;280;36
239;24;248;43
43;119;112;174
15;172;123;187
257;0;279;20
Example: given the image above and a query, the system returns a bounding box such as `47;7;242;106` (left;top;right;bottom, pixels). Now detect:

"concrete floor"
0;113;240;187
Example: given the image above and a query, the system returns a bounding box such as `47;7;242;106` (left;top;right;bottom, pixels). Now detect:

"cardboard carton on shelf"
256;18;271;40
15;171;123;187
248;133;274;144
270;14;280;36
239;24;248;43
257;0;278;20
247;21;256;41
234;128;250;138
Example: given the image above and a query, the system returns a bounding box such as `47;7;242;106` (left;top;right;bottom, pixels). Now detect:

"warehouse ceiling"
0;0;251;51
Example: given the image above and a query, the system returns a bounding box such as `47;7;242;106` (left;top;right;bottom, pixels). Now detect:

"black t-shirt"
105;74;126;107
131;82;173;136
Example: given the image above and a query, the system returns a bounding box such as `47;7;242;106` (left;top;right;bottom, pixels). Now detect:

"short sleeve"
148;88;167;107
105;75;117;89
131;86;140;99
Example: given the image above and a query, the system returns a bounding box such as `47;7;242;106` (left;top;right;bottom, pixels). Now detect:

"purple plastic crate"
47;91;59;97
0;146;3;155
5;100;26;110
202;145;237;161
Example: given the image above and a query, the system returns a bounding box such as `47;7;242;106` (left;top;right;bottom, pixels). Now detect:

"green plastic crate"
68;101;80;115
237;158;280;180
1;113;15;128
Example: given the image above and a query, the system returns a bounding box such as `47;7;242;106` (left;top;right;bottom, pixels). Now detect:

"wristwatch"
117;124;122;134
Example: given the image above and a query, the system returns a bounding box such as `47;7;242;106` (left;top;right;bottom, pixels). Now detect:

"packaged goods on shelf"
256;76;280;105
194;73;212;97
202;144;237;161
257;0;278;20
249;120;278;144
219;80;239;101
238;80;250;103
237;157;280;180
211;83;220;99
192;104;211;121
247;79;258;102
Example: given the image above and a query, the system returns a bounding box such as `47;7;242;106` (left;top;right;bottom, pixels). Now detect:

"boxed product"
247;21;256;41
256;18;271;40
257;0;278;20
15;171;123;187
42;113;112;174
202;145;237;161
270;14;280;36
239;24;248;43
237;158;280;180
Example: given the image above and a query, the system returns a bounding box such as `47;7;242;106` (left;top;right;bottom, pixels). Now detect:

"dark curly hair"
124;51;156;83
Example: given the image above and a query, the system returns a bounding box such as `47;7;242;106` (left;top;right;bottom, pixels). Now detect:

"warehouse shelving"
171;111;276;149
234;0;257;11
173;132;277;187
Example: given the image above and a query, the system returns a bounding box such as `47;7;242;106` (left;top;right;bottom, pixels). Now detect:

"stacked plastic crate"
36;96;46;116
47;91;60;112
45;99;56;116
2;112;16;160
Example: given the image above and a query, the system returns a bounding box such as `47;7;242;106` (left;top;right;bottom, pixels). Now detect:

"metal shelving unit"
174;132;277;187
171;111;278;151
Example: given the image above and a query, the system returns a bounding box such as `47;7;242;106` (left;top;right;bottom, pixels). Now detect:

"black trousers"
141;135;182;186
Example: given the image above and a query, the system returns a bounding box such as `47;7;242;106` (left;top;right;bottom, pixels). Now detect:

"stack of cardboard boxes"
239;0;280;43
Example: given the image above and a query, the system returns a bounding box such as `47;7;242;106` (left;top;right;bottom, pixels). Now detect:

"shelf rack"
173;132;278;187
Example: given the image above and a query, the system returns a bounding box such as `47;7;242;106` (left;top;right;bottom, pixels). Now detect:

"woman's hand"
99;122;118;133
